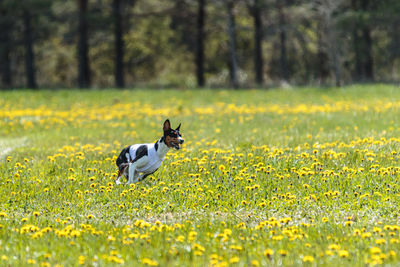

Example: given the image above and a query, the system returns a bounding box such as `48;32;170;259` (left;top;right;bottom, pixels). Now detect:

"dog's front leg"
115;176;123;185
127;163;138;184
115;163;129;185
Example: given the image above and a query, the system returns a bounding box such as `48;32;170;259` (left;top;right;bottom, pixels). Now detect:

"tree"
77;0;90;88
227;0;239;88
351;0;373;81
277;0;289;83
23;6;37;89
113;0;124;88
247;0;264;86
0;0;12;88
314;0;343;86
196;0;206;87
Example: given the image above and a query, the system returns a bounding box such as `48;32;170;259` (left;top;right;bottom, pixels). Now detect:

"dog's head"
163;119;184;150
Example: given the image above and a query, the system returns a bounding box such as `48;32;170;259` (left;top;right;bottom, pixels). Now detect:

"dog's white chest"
130;144;163;174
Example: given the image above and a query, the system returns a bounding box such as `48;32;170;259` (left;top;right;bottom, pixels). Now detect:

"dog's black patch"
116;145;131;167
164;129;179;139
154;140;159;151
132;145;148;163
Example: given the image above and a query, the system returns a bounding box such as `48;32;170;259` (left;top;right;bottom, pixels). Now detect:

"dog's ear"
163;119;171;132
175;123;181;132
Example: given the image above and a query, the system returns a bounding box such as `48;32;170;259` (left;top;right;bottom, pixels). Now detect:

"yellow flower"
278;250;288;256
344;221;353;226
0;212;7;218
142;258;158;266
251;260;259;266
229;256;240;263
302;255;314;263
188;231;197;241
176;235;185;242
338;250;349;258
328;244;340;250
375;238;386;245
325;250;334;256
370;247;381;254
194;250;203;256
27;259;36;264
264;248;274;257
193;243;205;252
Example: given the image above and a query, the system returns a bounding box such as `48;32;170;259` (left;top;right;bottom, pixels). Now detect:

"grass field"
1;85;400;266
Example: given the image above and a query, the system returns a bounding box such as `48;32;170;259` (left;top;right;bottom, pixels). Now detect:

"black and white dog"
115;119;184;184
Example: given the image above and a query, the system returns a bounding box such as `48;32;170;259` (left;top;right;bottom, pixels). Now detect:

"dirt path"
0;138;26;159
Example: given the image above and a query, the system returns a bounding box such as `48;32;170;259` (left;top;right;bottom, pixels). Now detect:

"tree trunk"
78;0;90;88
352;0;373;81
113;0;124;88
23;8;37;89
352;29;362;81
351;0;362;81
362;29;373;80
251;0;264;86
361;0;373;80
277;1;289;82
227;1;239;89
196;0;206;87
316;23;329;84
0;5;12;88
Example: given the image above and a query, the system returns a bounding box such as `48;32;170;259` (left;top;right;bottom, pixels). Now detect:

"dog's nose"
179;139;184;144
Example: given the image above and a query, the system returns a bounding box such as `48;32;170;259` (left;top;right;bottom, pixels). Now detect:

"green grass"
1;84;400;266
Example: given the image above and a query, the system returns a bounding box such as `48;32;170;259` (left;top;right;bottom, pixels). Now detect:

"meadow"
1;85;400;266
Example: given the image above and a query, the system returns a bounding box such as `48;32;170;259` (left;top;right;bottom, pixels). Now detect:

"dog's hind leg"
127;156;148;184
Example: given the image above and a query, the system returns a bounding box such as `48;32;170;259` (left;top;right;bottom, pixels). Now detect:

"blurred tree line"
0;0;399;89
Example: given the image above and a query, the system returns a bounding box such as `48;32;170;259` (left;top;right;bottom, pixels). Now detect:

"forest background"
0;0;399;89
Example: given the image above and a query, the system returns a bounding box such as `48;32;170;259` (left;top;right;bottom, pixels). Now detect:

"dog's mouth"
170;142;180;150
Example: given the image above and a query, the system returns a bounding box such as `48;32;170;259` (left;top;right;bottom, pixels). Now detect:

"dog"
115;119;184;184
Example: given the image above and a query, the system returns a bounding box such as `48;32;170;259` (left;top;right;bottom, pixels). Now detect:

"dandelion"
279;250;288;256
27;259;36;264
338;250;349;258
328;244;340;250
344;221;353;226
229;256;240;263
264;249;274;257
370;247;381;254
302;255;314;263
142;258;158;266
194;250;203;256
176;235;185;242
375;238;386;245
251;260;259;266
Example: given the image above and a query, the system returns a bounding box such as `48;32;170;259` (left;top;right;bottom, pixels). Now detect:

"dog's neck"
155;137;170;158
